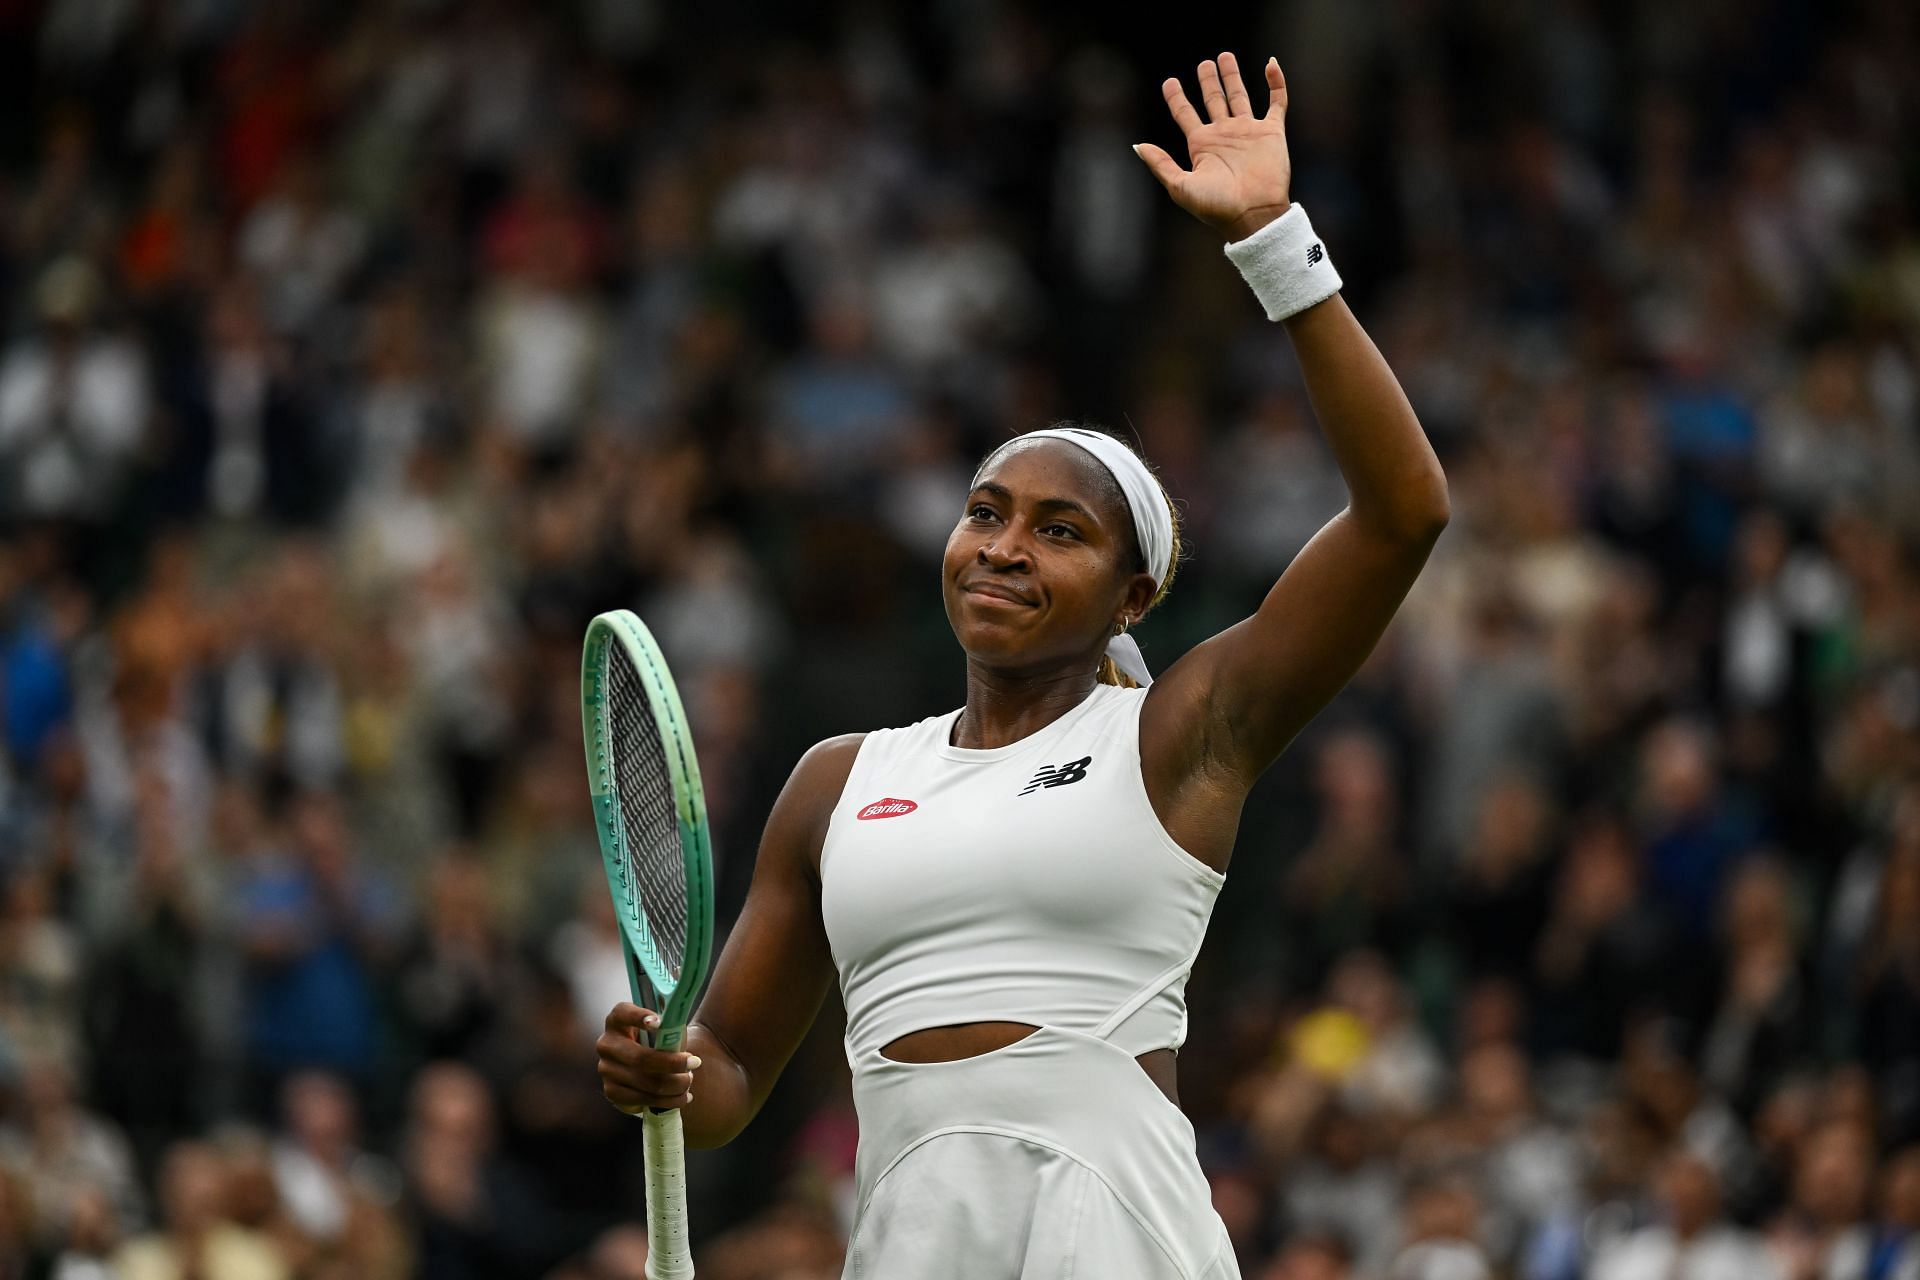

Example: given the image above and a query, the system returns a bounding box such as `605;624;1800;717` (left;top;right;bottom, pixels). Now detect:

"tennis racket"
581;610;716;1280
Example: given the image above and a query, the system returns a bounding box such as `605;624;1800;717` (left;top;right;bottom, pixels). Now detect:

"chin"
959;629;1090;681
951;620;1023;659
948;611;1038;663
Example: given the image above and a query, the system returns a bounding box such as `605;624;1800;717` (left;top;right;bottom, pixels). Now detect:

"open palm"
1136;52;1294;241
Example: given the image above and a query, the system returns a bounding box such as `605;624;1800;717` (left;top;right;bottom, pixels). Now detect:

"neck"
952;659;1101;749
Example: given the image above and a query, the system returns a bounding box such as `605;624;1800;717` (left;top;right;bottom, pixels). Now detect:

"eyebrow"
970;481;1101;524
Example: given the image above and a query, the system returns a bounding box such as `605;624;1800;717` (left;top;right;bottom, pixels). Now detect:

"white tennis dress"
820;683;1239;1278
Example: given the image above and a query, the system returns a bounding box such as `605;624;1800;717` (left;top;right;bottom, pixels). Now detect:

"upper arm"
1144;291;1449;794
1147;507;1445;791
687;733;862;1127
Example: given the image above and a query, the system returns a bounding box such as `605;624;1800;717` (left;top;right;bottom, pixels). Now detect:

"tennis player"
597;52;1449;1278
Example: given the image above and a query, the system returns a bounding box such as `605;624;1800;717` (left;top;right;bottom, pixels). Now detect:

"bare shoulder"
804;731;866;761
768;733;867;878
791;732;866;794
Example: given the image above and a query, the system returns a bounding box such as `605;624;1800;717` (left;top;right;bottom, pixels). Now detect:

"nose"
978;529;1031;569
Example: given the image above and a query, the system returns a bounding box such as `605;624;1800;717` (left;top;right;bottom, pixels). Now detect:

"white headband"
976;427;1174;686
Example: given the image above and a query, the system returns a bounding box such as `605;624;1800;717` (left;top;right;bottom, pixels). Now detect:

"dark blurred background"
1;0;1918;1277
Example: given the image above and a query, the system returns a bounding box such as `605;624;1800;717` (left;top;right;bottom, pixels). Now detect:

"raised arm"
596;734;860;1148
1136;53;1450;792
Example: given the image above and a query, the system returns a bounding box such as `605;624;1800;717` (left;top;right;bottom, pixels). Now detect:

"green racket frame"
582;608;715;1040
581;609;715;1280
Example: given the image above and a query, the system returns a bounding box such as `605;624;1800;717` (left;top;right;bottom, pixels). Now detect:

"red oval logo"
856;797;919;820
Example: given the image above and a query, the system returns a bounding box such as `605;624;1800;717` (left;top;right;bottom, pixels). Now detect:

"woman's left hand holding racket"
598;1002;703;1113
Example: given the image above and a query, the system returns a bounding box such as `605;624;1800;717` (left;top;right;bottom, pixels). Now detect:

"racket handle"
642;1107;695;1280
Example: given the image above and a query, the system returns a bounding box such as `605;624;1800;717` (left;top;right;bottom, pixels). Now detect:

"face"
160;1144;227;1233
1660;1155;1720;1235
943;440;1157;676
1794;1123;1871;1225
1883;1149;1920;1227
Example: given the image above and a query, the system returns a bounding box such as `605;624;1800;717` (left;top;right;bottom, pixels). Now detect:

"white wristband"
1223;203;1342;321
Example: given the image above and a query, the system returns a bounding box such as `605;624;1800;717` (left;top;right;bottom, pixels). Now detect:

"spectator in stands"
234;789;397;1110
403;1061;564;1280
0;1060;142;1252
111;1141;288;1280
1592;1152;1782;1280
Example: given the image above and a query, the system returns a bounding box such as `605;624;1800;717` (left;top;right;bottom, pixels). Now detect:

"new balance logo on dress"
1306;242;1324;266
1019;756;1093;795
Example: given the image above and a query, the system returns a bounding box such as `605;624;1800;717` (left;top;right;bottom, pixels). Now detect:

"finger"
604;1003;660;1036
597;1030;694;1065
615;1051;699;1083
604;1084;691;1114
599;1058;696;1096
1160;77;1202;139
597;1035;702;1075
1197;59;1229;123
597;1035;693;1072
1131;143;1186;194
1219;51;1253;116
596;1042;701;1072
1152;75;1198;140
1264;57;1288;118
596;1060;695;1100
610;1079;693;1108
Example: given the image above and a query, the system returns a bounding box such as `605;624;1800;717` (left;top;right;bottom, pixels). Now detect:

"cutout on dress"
880;1021;1041;1063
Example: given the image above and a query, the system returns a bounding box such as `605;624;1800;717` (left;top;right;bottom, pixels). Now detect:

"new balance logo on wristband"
1306;243;1324;267
1019;756;1093;795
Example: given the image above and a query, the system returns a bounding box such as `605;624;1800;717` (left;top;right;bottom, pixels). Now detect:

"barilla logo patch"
856;797;919;820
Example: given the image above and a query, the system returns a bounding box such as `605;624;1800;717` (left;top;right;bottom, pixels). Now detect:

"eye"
967;504;999;522
1041;522;1080;539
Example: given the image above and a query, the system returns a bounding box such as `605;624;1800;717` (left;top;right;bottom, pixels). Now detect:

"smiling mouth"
964;583;1035;606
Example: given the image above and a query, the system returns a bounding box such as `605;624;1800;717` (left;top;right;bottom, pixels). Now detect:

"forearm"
675;1022;758;1148
1127;44;1447;544
1282;294;1449;541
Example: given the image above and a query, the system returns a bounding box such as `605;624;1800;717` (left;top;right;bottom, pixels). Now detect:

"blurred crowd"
1;0;1918;1277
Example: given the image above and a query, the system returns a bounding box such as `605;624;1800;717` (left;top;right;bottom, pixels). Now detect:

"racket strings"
606;643;691;981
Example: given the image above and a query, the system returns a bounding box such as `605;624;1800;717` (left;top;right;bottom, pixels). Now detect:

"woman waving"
597;51;1448;1278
